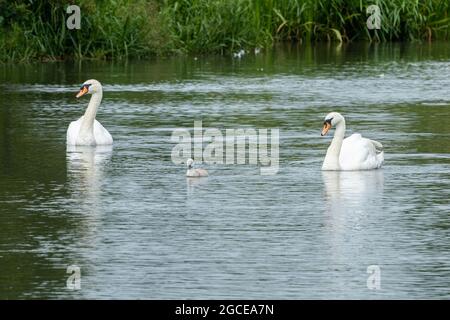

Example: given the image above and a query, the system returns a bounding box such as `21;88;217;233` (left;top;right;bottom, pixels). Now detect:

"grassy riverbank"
1;0;449;62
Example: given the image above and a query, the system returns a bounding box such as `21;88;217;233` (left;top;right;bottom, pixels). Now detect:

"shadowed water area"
0;43;449;299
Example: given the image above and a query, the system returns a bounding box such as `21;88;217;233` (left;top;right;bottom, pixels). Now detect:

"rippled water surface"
0;43;449;299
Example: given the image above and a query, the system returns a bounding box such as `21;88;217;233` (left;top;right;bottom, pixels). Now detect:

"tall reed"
162;0;450;51
0;0;449;62
0;0;174;62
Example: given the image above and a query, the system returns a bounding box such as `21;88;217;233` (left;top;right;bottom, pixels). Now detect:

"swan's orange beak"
321;122;331;136
76;86;89;98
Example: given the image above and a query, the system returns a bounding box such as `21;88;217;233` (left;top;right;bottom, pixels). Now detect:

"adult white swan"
321;112;384;171
66;79;113;146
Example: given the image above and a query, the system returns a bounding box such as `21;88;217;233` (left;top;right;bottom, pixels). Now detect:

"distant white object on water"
233;49;245;59
379;73;385;77
186;158;208;177
254;47;261;55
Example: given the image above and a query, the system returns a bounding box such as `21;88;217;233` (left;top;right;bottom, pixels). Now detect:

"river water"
0;43;449;299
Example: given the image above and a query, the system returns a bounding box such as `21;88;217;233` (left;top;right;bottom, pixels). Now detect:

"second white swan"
321;112;384;171
67;79;113;146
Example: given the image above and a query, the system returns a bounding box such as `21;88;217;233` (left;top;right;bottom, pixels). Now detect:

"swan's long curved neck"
79;90;102;136
322;119;346;170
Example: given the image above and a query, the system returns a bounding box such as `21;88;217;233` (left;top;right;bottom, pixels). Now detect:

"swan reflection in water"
65;145;113;272
186;176;209;197
322;170;384;217
66;145;113;210
321;170;385;273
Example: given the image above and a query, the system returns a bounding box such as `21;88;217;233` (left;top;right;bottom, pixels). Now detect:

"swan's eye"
76;83;92;98
324;117;333;125
79;83;92;90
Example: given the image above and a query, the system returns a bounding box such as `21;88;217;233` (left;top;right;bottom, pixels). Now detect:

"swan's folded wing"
93;120;113;145
66;118;82;145
339;133;378;170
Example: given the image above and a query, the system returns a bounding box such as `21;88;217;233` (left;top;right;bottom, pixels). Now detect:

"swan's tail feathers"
370;139;383;152
377;151;384;167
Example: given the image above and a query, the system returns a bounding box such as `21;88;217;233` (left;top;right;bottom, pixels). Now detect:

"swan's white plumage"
322;112;384;171
339;133;384;170
185;158;208;177
67;79;113;146
67;116;113;146
186;168;209;177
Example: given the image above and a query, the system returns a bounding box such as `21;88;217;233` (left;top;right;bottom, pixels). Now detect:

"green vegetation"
1;0;449;62
0;0;173;62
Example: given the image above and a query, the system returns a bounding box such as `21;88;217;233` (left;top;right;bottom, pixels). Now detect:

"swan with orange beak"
67;79;113;146
321;112;384;171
